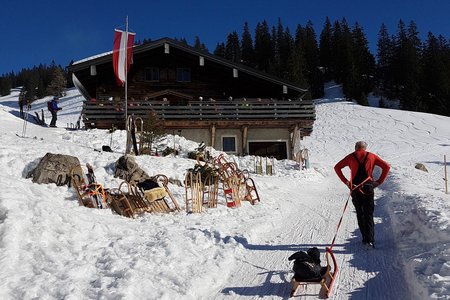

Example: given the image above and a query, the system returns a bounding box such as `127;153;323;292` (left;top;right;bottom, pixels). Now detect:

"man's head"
53;96;59;101
355;141;367;151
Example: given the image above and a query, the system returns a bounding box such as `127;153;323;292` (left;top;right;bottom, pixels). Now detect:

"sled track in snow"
210;176;412;299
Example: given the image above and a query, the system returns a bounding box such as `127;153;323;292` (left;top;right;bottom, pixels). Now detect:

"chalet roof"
68;37;307;93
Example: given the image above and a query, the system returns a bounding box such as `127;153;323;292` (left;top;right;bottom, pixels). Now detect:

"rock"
415;163;428;173
114;155;151;184
26;153;81;186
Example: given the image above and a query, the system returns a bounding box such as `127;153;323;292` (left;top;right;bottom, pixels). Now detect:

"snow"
0;83;449;299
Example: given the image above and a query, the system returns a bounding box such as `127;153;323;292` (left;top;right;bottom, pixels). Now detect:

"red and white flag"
113;29;135;86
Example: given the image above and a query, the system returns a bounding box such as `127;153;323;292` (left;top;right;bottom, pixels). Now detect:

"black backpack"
288;248;322;281
47;101;52;111
352;152;374;195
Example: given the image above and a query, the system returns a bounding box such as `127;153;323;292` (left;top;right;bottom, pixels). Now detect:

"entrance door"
248;141;287;160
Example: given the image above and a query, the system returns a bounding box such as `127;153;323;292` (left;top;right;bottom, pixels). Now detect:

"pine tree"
275;20;293;79
319;17;333;80
241;22;255;65
46;67;66;97
333;18;353;99
194;36;208;52
404;21;422;111
376;23;394;97
214;42;226;57
287;25;308;89
331;20;343;83
350;22;375;103
421;33;450;115
254;20;273;71
224;31;241;63
391;19;407;101
392;20;422;110
303;21;324;98
0;76;12;96
194;36;202;49
141;112;165;154
22;69;39;100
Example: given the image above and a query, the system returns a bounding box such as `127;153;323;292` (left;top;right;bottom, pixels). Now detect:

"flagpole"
125;16;129;153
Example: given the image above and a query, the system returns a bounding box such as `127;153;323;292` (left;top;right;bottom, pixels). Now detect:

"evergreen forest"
1;17;449;116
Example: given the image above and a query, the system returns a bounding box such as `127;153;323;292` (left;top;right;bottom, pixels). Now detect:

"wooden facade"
68;38;315;159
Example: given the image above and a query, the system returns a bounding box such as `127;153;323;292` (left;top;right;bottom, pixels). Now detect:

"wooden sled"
185;170;219;213
148;174;181;212
70;164;108;209
222;173;241;208
237;169;260;205
107;181;149;218
289;248;338;298
107;174;180;218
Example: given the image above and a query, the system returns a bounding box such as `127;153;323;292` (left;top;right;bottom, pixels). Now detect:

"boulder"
415;163;428;173
26;153;81;186
114;155;151;184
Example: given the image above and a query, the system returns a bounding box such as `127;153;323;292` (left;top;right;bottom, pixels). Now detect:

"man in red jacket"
334;141;390;248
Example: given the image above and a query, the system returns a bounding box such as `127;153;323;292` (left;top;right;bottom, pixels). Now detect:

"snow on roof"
72;50;113;65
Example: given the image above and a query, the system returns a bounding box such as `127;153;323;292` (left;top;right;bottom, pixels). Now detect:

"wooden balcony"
82;98;315;132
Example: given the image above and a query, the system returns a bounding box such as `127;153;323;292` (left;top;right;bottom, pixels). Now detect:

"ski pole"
21;105;30;137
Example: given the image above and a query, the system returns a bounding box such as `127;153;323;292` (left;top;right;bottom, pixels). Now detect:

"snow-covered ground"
0;84;449;299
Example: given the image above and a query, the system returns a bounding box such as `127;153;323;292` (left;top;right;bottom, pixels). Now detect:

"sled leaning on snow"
289;248;338;298
185;169;219;213
70;164;108;209
142;174;181;213
107;175;180;218
107;181;149;218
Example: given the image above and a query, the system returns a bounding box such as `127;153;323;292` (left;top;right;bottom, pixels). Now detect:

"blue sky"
1;0;449;75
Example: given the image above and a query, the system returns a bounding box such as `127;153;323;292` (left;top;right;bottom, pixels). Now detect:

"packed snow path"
210;175;411;300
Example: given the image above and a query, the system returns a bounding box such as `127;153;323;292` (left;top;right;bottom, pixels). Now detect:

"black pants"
351;190;375;243
50;110;57;126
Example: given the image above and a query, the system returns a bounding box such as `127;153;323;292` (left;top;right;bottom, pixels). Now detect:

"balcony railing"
82;99;315;121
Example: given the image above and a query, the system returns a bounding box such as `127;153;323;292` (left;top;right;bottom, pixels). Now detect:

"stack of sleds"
184;153;260;213
185;159;219;213
70;152;260;217
70;163;180;218
107;174;180;218
213;154;260;208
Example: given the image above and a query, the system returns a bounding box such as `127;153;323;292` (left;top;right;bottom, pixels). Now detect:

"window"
222;136;236;153
176;68;191;82
145;67;159;81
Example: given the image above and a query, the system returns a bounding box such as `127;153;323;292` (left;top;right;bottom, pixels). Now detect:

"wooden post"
242;126;248;155
210;124;216;148
445;155;448;194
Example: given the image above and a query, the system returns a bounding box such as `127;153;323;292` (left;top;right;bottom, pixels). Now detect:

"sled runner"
185;160;220;213
70;164;108;209
289;247;338;298
185;171;203;213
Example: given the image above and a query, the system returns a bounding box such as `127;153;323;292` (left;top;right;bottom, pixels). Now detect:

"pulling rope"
328;177;371;251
